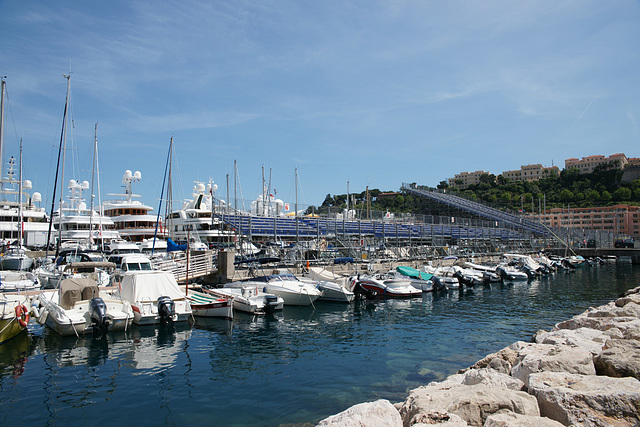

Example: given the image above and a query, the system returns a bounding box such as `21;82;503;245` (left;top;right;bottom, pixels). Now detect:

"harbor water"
1;262;639;426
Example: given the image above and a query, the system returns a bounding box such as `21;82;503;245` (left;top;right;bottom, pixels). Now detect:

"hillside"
315;168;640;216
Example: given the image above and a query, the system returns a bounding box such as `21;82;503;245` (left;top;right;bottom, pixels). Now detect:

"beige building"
564;153;629;174
501;164;560;182
448;170;490;189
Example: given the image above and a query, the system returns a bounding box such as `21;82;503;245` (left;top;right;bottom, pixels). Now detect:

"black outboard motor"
89;297;109;333
157;296;176;323
264;295;280;313
431;276;447;292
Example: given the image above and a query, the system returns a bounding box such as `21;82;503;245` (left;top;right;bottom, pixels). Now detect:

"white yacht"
51;179;120;247
166;180;236;247
103;170;167;244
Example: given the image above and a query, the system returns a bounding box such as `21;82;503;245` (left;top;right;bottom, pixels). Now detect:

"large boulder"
510;343;595;388
398;383;539;427
534;327;610;356
429;368;524;391
458;342;523;375
594;338;640;379
484;412;564;426
316;399;402;427
528;371;640;426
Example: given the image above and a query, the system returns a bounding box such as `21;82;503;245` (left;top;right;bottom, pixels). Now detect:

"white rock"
398;383;539;427
484;412;564;426
510;343;595;388
316;399;402;427
528;371;640;426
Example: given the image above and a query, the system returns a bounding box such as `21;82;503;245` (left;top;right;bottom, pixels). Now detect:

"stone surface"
458;342;521;375
429;369;524;392
510;343;595;388
410;411;467;426
398;383;539;427
484;412;564;427
528;371;640;426
316;399;402;427
534;327;609;356
594;338;640;379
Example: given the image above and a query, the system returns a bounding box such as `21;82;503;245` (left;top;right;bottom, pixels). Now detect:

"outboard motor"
264;295;280;313
431;276;447;292
89;298;109;333
157;296;176;323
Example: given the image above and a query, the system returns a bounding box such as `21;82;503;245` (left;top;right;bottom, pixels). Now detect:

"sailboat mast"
0;77;5;184
295;168;299;243
18;138;23;248
55;74;71;257
89;123;97;244
46;74;70;258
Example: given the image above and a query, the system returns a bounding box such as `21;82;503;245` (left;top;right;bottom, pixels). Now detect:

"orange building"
535;204;640;239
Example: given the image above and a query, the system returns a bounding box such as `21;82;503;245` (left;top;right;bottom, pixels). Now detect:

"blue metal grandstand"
400;183;550;236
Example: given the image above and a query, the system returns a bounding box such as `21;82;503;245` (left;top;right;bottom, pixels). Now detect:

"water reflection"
0;331;31;378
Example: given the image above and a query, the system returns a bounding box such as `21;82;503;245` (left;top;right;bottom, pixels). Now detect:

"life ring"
15;304;29;328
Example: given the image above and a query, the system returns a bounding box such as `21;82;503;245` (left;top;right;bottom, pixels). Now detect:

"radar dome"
32;192;41;203
23;180;32;190
69;179;77;188
134;171;142;180
82;181;90;189
124;170;132;179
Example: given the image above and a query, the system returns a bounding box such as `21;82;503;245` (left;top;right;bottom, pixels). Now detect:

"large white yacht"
51;179;120;247
0;156;49;248
103;170;166;244
166;180;236;247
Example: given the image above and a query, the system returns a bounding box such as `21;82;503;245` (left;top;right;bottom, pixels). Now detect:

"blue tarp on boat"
167;238;188;252
334;257;354;264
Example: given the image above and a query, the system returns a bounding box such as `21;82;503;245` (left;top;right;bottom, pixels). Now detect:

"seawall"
317;286;640;426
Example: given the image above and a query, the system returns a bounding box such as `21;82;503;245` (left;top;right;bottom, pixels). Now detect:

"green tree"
613;187;632;201
559;189;573;202
601;190;612;202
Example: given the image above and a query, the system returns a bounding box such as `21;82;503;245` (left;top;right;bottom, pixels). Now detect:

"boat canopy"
396;265;433;281
59;277;100;309
120;270;185;302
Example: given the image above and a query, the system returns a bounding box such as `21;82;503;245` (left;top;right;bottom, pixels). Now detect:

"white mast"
18;138;23;248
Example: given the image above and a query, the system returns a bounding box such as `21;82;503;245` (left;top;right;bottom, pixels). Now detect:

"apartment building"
501;164;560;182
564;153;629;174
447;170;490;189
536;204;640;239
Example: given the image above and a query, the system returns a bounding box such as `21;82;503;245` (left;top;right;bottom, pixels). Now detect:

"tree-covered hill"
313;168;640;216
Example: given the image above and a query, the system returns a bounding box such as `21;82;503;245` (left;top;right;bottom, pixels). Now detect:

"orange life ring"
15;304;29;328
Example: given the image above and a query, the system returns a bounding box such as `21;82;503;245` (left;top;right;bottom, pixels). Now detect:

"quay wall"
317;286;640;426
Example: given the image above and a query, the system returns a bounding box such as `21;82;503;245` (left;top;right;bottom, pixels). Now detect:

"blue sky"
1;1;639;212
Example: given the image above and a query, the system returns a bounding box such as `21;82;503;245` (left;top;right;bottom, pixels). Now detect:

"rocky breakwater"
317;286;640;426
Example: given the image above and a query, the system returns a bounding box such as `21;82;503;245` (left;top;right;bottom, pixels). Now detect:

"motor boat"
254;273;321;306
35;250;111;289
34;268;134;336
303;266;355;302
0;271;40;292
118;270;192;325
210;285;283;315
350;273;422;299
393;265;439;292
0;246;33;271
0;293;30;344
495;263;529;281
181;286;233;319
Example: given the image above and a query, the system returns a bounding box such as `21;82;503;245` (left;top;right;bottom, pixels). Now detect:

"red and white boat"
350;273;422;299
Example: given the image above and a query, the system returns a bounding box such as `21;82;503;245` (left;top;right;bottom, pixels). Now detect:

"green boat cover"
396;265;433;281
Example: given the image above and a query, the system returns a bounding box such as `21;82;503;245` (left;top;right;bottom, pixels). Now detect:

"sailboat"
47;79;120;252
0;78;48;259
